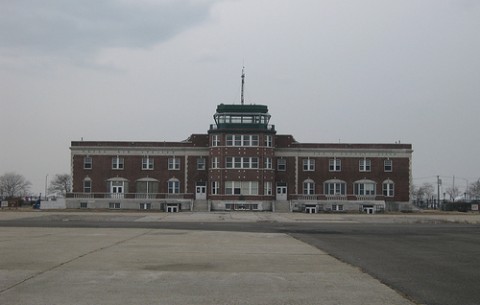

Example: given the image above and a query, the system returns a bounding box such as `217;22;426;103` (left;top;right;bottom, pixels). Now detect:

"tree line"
413;180;480;203
0;172;71;200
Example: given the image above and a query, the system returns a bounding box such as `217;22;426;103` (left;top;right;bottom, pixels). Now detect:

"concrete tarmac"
0;223;417;305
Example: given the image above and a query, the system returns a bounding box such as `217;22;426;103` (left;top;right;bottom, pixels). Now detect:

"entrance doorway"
363;205;374;214
276;183;287;201
166;204;179;213
196;182;207;200
305;205;317;214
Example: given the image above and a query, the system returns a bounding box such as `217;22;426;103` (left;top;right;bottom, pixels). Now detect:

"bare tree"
48;174;72;196
445;185;460;202
468;179;480;200
0;172;31;198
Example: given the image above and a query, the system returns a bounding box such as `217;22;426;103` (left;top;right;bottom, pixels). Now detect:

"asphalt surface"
1;211;480;305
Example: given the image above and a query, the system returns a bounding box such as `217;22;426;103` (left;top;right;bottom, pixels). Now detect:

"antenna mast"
241;67;245;105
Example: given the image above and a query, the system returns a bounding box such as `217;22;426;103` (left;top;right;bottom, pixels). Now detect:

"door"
166;204;179;213
276;183;287;201
111;181;125;199
196;182;207;200
305;206;317;214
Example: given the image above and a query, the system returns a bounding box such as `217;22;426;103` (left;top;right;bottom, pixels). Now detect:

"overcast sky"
1;0;479;195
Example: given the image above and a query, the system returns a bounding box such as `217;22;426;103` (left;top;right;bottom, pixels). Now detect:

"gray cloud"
0;0;215;55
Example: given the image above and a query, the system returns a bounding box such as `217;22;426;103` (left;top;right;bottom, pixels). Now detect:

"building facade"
67;103;413;213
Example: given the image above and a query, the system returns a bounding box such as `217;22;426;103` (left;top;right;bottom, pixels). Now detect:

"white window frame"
142;156;154;170
168;179;180;194
329;158;341;172
197;158;206;170
225;181;258;195
384;159;393;172
84;156;92;169
139;203;152;210
112;156;124;170
83;178;92;193
324;180;346;195
303;179;315;195
212;157;219;169
264;181;273;195
383;180;395;197
354;180;376;196
359;158;371;172
211;181;220;195
332;204;344;211
264;157;272;169
225;157;259;169
303;158;315;171
109;202;121;209
212;135;220;146
265;135;273;147
226;134;259;147
168;157;180;170
277;158;286;171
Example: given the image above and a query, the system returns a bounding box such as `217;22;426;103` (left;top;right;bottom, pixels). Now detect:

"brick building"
67;103;412;213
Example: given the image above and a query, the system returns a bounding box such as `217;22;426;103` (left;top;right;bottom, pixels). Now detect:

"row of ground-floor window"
67;199;389;214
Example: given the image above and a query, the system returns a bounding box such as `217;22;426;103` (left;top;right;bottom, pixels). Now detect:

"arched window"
324;179;346;195
136;177;159;198
303;179;315;195
354;179;376;196
83;177;92;193
168;178;180;194
383;179;395;197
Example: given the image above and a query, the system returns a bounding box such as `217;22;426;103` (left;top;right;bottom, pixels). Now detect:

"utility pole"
437;176;441;209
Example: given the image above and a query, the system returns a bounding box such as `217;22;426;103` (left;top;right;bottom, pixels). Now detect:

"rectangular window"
80;202;88;209
112;156;124;170
359;159;371;172
265;135;272;147
303;158;315;171
139;203;151;210
329;159;341;172
197;158;206;170
264;181;272;195
384;159;393;172
332;204;344;211
225;181;258;195
212;157;219;169
383;182;394;197
226;157;259;169
83;180;92;193
226;135;259;146
168;157;180;170
211;181;219;195
277;158;286;171
168;180;180;193
264;157;272;169
212;135;220;146
84;157;92;169
109;202;121;209
142;157;154;170
303;181;315;195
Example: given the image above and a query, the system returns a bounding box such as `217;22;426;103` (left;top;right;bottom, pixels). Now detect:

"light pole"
45;174;48;201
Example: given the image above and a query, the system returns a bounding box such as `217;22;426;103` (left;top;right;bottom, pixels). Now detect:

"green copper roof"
216;104;268;113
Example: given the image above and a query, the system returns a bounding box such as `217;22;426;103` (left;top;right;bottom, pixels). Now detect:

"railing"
67;193;194;200
291;194;379;201
325;194;348;201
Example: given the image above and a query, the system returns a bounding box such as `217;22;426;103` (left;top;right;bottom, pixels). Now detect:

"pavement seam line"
0;229;154;295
